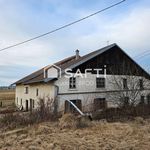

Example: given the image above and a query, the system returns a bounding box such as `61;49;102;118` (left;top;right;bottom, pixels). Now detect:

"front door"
64;99;82;114
25;100;28;111
147;94;150;105
30;99;33;112
94;98;107;110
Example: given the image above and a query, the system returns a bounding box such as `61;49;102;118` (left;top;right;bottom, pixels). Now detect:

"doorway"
0;101;2;107
30;99;33;112
147;94;150;105
25;100;28;111
64;99;82;114
94;98;107;110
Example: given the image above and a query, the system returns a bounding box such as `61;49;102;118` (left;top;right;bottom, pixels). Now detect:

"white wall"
55;73;150;93
15;73;150;112
15;83;55;110
54;73;150;112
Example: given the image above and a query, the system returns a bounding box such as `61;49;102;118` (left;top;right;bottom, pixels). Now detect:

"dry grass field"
0;114;150;150
0;89;15;107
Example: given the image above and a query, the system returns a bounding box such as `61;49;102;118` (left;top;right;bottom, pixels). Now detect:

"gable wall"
15;83;55;110
72;46;149;79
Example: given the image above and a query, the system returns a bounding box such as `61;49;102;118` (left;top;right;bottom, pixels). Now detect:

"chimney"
75;49;80;60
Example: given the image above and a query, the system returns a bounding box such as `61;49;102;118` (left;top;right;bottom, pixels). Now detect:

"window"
25;87;29;94
20;99;22;106
140;96;145;104
69;77;76;89
124;97;129;105
123;78;128;89
147;94;150;105
147;95;150;100
96;77;105;88
65;99;82;113
139;79;144;89
36;88;39;96
16;97;18;105
94;98;107;110
33;100;35;108
0;101;2;107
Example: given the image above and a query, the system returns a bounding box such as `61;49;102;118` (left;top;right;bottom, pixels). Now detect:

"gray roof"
14;43;150;85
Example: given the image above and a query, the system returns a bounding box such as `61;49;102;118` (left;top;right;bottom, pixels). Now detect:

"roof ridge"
14;43;150;85
60;43;116;70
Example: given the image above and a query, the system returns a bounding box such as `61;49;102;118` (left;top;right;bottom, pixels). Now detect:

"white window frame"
69;77;76;89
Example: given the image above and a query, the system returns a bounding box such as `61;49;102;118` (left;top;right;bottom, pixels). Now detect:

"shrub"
35;97;56;121
0;113;30;130
134;117;147;125
59;113;90;129
0;97;59;130
76;116;91;128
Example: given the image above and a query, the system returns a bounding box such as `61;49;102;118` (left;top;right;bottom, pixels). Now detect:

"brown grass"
0;89;15;107
0;98;58;131
0;89;15;99
59;113;91;129
0;117;150;150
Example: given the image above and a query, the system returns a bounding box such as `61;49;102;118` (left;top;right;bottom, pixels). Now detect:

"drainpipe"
54;85;59;114
66;100;84;116
53;85;84;115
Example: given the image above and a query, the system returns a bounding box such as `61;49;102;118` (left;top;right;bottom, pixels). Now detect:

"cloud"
0;0;150;85
106;7;150;55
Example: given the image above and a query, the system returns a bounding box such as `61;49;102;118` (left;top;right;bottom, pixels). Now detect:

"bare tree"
108;64;150;108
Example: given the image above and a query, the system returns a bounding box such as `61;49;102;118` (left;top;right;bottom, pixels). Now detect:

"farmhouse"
14;43;150;113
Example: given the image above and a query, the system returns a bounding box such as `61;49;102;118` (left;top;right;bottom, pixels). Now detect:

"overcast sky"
0;0;150;85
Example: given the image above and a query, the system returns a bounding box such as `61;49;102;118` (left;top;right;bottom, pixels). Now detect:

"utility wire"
134;50;150;59
134;49;150;58
0;0;126;52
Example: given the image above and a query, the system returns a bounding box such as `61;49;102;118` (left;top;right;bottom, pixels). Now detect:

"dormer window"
69;77;76;89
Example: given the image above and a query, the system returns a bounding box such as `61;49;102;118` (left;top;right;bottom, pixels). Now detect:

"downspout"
54;86;91;118
54;85;84;115
66;99;84;116
54;85;59;114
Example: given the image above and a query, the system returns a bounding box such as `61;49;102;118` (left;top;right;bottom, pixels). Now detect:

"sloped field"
0;117;150;150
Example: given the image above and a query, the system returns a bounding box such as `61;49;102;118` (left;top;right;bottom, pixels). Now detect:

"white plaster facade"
15;44;150;113
54;74;150;112
16;83;55;110
15;73;150;113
